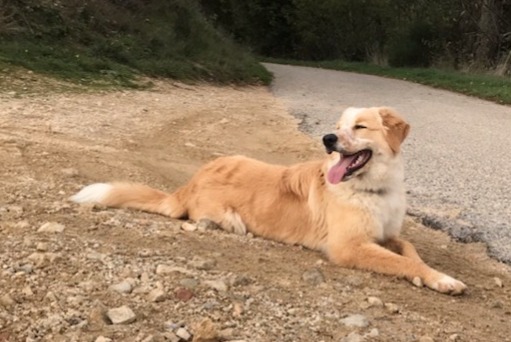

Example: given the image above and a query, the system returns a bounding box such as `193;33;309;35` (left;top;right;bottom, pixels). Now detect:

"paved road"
265;63;511;263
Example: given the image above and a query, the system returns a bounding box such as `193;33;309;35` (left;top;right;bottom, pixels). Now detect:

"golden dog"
71;106;466;295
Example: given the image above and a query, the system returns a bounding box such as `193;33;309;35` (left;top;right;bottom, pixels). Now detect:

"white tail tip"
70;183;113;204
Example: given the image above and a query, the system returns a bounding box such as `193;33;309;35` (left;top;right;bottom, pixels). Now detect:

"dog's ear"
379;107;410;154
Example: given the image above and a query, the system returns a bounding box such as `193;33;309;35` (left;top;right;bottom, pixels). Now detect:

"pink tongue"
327;154;357;184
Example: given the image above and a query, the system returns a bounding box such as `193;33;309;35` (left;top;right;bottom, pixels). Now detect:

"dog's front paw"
428;274;467;295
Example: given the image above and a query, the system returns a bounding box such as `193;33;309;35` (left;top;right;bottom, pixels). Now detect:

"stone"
175;327;192;341
175;288;194;302
419;337;434;342
95;337;112;342
0;294;15;307
365;328;379;338
384;302;400;314
36;242;49;252
341;332;363;342
494;277;503;288
340;314;369;328
179;278;199;289
192;318;219;342
204;280;228;292
156;265;194;276
37;222;65;233
449;334;460;341
107;305;136;324
148;288;166;302
301;268;325;285
181;222;197;232
197;219;220;231
189;257;217;271
109;281;133;294
61;168;79;177
367;296;383;307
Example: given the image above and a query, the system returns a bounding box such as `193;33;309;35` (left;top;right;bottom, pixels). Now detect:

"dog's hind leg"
381;237;423;263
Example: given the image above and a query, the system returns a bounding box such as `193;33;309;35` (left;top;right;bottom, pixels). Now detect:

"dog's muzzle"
322;134;338;154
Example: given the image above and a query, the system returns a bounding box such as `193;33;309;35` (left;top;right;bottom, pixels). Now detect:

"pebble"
197;219;220;231
148;288;166;302
192;318;219;342
61;168;79;177
341;332;363;342
181;222;197;232
340;314;369;328
156;264;194;275
175;288;194;302
449;334;460;341
175;327;192;341
36;242;48;252
109;281;133;294
365;328;379;338
180;278;199;289
367;296;383;307
37;222;65;233
0;294;15;307
106;305;136;324
494;277;503;288
95;337;112;342
189;257;217;270
301;268;325;285
204;280;228;292
419;336;434;342
384;302;400;314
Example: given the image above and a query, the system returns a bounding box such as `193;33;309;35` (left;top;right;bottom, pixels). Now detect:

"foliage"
202;0;511;72
0;0;271;85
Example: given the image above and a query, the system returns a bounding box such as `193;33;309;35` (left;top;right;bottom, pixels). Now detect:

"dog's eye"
354;124;367;130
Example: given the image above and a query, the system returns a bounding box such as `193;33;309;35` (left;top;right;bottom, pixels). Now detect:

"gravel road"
265;63;511;263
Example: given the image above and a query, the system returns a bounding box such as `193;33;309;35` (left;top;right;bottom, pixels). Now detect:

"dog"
71;106;466;295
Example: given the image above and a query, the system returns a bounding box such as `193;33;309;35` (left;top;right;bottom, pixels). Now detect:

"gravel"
265;62;511;263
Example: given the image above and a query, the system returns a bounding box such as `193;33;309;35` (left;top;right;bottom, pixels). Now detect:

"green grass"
0;1;271;87
264;58;511;105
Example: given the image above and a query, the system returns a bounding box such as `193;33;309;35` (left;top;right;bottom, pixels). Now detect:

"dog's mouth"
327;149;372;184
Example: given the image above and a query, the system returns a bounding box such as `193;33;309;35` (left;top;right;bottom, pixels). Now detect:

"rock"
494;277;503;288
175;327;192;341
156;265;194;276
232;301;244;317
0;294;15;308
107;305;136;324
419;337;434;342
340;314;369;328
95;337;112;342
384;302;400;314
36;242;49;252
180;278;199;289
365;328;379;338
162;332;180;342
189;257;217;271
89;302;109;326
341;332;363;342
197;219;220;231
148;288;166;302
61;168;79;177
109;281;133;294
192;318;220;342
175;288;194;302
367;296;383;307
22;286;34;297
37;222;65;233
204;280;228;292
181;222;197;232
301;268;325;285
449;334;460;341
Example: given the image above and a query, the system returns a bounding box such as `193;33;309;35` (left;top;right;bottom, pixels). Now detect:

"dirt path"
0;73;510;342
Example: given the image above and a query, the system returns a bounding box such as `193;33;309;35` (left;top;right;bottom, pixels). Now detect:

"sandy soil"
0;72;510;342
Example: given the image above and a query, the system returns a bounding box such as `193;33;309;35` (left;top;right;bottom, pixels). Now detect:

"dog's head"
322;107;410;184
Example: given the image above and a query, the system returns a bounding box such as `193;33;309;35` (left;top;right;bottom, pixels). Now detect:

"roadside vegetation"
265;58;511;105
0;0;271;87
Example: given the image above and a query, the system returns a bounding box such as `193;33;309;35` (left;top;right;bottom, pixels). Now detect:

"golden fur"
71;106;466;295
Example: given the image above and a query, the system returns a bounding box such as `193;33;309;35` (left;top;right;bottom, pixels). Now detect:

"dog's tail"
69;182;187;218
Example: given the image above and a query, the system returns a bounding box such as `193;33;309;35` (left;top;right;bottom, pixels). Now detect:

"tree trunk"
474;0;502;69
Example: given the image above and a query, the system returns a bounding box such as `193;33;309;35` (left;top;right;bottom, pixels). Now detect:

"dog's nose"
322;134;338;154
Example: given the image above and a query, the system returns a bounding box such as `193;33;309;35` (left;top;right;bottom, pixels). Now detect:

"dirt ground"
0;71;510;342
